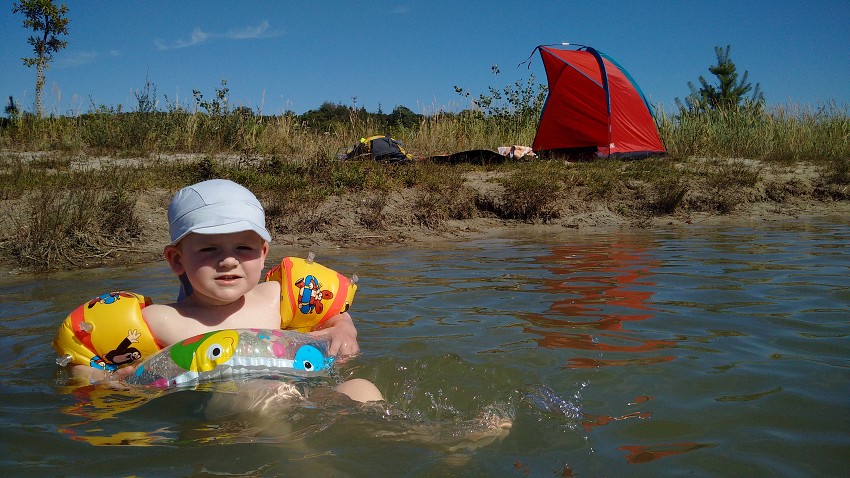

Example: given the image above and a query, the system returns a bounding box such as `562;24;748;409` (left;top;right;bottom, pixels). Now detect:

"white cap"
168;179;271;245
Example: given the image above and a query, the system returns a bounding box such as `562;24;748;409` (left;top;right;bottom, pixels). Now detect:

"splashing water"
524;383;585;431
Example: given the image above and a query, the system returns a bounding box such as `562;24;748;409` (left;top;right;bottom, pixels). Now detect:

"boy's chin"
191;287;250;306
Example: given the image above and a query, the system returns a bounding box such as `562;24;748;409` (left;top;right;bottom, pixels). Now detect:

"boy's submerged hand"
69;363;136;389
309;312;360;357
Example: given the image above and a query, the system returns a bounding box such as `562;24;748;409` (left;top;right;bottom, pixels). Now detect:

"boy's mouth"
216;274;241;281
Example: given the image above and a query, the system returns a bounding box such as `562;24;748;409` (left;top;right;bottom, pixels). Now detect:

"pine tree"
12;0;70;118
677;45;763;112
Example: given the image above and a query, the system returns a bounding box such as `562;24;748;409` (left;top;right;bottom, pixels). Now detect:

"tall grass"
1;86;848;271
3;100;846;167
656;101;850;163
7;185;140;271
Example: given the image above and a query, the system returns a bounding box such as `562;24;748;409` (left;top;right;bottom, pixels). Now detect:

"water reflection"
619;441;717;464
583;410;653;429
521;239;677;367
59;382;162;421
59;428;174;447
568;355;675;368
538;242;658;324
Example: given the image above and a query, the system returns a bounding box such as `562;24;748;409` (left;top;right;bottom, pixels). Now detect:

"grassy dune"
1;101;848;272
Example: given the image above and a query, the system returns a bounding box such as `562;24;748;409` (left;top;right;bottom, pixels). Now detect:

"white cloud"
55;50;99;68
155;27;210;50
156;21;282;50
226;20;279;40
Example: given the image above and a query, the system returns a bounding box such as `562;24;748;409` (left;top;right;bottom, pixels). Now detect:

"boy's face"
165;230;269;306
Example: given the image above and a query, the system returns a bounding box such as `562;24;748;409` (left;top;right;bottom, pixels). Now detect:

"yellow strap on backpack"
361;134;386;150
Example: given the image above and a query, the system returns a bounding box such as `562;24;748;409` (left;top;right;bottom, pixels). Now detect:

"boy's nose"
219;255;239;268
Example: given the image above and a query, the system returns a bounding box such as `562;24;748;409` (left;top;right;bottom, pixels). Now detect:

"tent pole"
586;47;612;157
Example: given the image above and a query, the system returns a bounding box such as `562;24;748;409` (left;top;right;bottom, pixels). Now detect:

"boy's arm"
308;312;360;357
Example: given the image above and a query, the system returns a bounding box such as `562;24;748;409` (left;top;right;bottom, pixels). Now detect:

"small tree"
5;96;21;119
677;45;763;112
12;0;70;118
133;75;158;113
193;79;230;116
454;71;547;120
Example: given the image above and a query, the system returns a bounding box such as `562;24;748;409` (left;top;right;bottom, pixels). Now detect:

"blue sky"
2;1;848;116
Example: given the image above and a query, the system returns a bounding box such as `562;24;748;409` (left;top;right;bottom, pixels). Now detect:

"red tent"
532;44;665;158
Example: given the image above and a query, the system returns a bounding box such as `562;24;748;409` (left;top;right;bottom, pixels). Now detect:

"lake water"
1;216;848;477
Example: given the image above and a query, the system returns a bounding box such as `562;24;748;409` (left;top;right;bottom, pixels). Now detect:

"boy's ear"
164;244;185;275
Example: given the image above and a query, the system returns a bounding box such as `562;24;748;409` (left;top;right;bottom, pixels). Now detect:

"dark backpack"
343;135;412;162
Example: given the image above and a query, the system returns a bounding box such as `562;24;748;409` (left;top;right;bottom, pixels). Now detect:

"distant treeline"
299;102;421;132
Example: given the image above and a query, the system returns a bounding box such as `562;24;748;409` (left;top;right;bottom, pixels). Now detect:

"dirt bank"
1;155;847;275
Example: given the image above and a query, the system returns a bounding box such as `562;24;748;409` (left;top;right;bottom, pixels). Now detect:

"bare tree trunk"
35;61;45;118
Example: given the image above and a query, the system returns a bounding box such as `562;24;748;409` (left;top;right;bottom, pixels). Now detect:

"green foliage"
5;97;20;119
657;101;849;163
193;79;230;116
299;102;421;135
12;0;70;66
134;76;158;113
6;180;140;271
387;105;419;129
453;69;548;144
676;45;763;113
12;0;70;117
455;73;547;119
471;163;564;223
0;71;846;166
300;102;352;131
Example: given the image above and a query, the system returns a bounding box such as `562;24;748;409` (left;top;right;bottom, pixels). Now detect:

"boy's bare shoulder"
143;301;177;312
141;302;178;324
141;302;188;347
244;280;281;318
253;280;281;299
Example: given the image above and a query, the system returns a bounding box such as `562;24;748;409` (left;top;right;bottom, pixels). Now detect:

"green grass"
3;98;847;164
1;98;848;271
656;101;849;163
7;186;140;271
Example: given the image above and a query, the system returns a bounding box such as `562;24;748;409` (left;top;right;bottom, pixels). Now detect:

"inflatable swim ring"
127;328;333;389
52;254;357;373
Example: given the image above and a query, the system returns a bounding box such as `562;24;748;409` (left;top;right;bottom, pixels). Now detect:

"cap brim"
181;221;271;243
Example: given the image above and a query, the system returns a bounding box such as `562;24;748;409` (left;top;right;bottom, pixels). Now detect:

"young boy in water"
80;179;382;403
69;179;516;447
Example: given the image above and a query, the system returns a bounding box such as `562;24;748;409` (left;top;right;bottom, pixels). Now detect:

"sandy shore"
1;154;848;275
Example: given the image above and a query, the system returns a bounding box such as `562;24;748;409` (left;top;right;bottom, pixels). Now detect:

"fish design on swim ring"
170;329;240;373
127;328;334;389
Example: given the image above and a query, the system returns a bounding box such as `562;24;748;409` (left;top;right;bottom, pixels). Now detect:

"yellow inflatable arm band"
52;291;160;371
265;254;358;333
